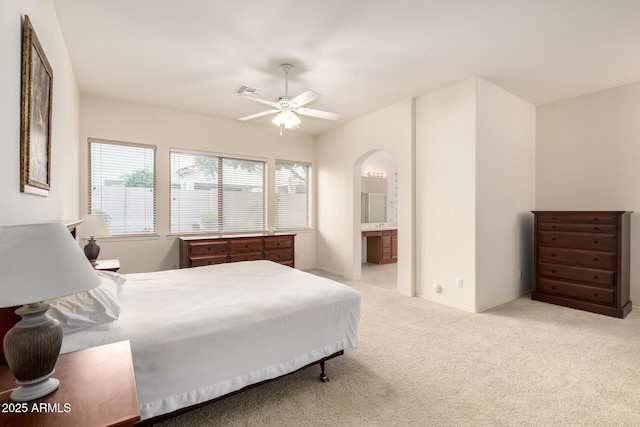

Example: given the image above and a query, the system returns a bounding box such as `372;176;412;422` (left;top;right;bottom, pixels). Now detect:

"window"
275;160;311;229
89;140;156;235
170;151;266;233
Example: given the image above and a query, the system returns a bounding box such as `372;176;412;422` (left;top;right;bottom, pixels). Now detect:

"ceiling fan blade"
295;107;340;121
239;109;280;121
290;90;321;107
238;96;280;108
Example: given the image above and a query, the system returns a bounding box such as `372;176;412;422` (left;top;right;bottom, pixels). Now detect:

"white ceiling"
52;0;640;135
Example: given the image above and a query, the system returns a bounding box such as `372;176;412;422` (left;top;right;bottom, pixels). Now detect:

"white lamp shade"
76;214;110;237
0;223;102;308
272;109;301;129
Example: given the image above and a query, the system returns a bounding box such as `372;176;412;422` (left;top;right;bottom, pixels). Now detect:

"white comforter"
61;260;360;420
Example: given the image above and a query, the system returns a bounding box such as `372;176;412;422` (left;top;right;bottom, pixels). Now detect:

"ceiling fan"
238;64;339;132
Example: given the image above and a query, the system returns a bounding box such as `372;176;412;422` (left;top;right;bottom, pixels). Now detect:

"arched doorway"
353;149;398;290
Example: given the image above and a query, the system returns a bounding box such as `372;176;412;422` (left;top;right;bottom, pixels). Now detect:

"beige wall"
476;78;536;311
537;81;640;306
79;95;317;273
415;78;478;311
415;77;536;312
0;0;80;226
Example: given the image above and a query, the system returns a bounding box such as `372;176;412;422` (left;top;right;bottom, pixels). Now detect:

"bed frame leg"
319;361;329;382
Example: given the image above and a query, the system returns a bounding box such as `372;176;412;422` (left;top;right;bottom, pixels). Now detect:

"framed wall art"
20;15;53;196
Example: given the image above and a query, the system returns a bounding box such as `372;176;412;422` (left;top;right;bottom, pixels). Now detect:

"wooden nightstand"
0;341;140;427
94;259;120;272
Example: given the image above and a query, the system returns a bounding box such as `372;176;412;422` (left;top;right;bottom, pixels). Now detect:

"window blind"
275;161;311;229
170;151;266;233
89;140;156;235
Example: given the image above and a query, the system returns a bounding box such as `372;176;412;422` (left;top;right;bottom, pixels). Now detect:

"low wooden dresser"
531;211;632;318
179;234;295;268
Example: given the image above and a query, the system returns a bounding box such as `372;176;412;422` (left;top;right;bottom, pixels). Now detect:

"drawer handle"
551;253;556;257
593;275;598;279
594;226;599;230
594;218;599;221
551;237;556;241
552;217;557;220
594;257;599;262
551;286;556;290
594;240;599;244
551;269;556;273
593;293;598;297
551;225;557;229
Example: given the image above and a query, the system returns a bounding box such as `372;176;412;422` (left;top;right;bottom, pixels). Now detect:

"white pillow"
95;270;127;288
47;271;123;333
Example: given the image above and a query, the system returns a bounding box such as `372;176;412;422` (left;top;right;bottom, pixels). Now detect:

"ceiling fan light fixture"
272;109;301;129
239;63;338;129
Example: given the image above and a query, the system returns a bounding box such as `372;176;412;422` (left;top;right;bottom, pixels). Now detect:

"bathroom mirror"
361;193;386;223
361;176;387;223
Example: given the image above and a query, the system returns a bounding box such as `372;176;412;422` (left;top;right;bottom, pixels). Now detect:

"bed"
55;260;361;422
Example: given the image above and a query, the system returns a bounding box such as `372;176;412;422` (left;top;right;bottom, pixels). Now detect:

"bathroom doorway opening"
357;150;398;290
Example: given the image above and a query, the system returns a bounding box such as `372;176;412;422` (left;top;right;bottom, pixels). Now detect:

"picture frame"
20;15;53;197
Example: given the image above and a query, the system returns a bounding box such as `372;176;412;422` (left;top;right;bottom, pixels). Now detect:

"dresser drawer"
538;262;615;287
537;231;617;251
189;241;228;257
265;249;293;263
537;213;618;224
230;253;263;263
264;236;293;250
190;255;228;267
230;239;263;254
538;278;616;305
537;222;617;233
537;247;616;269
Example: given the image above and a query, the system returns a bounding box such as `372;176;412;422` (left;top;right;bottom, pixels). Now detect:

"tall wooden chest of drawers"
179;234;295;268
532;211;632;318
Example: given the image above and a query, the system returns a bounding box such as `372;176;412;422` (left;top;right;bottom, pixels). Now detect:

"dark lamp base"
84;237;101;266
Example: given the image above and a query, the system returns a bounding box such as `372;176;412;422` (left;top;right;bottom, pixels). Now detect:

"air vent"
235;85;262;96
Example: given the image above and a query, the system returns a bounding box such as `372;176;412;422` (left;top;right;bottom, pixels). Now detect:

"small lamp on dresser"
0;223;101;402
77;214;111;266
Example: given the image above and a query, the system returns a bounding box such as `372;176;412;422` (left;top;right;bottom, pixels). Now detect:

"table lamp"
76;214;110;266
0;223;101;402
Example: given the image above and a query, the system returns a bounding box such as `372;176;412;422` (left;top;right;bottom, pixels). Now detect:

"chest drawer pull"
551;237;556;240
594;218;599;221
594;240;599;244
593;293;598;297
594;257;598;261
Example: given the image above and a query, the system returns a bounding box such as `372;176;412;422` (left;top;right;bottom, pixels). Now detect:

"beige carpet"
157;273;640;426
